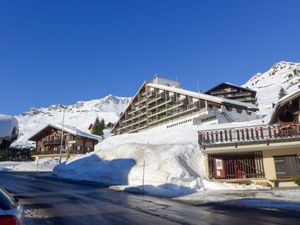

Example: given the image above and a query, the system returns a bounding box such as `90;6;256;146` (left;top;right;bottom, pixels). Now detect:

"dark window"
274;155;300;178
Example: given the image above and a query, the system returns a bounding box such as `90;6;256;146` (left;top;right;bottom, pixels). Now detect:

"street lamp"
59;105;67;163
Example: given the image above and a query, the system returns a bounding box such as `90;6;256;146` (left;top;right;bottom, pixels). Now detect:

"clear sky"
1;0;300;115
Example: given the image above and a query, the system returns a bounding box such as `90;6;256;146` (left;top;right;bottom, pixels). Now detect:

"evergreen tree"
278;87;287;99
99;119;105;135
91;117;101;135
91;117;105;137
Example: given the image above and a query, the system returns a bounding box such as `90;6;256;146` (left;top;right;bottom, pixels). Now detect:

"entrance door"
274;155;300;178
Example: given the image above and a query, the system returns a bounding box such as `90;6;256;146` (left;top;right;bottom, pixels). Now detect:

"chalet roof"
269;89;300;124
205;82;257;94
28;123;102;142
147;83;258;110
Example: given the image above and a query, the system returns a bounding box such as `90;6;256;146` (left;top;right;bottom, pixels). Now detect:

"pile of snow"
243;61;300;114
0;157;64;172
53;124;266;197
13;95;130;148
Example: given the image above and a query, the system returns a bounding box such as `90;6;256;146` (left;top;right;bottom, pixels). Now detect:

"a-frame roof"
205;82;257;94
147;83;257;110
269;89;300;124
28;123;101;142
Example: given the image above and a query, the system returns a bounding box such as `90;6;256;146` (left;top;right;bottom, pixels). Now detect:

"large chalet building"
29;124;100;155
205;82;257;105
199;89;300;187
112;77;258;134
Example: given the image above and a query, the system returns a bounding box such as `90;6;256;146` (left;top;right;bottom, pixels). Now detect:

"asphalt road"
0;172;299;225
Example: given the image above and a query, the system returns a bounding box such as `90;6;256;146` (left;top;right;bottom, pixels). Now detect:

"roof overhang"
270;90;300;124
205;82;257;95
203;141;300;155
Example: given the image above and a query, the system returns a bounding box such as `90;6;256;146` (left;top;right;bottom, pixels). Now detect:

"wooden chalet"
205;82;257;105
29;124;100;155
199;90;300;187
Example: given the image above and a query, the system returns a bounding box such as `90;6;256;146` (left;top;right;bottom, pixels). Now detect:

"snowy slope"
243;61;300;114
13;95;130;148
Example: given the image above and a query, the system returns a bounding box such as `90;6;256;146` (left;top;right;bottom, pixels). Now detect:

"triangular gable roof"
28;123;101;142
205;82;257;94
269;89;300;124
112;81;147;130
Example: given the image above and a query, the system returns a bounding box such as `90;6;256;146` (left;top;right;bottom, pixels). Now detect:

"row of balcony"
198;123;300;147
43;139;65;146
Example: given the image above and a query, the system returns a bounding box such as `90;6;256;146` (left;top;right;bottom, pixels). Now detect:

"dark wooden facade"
29;125;99;155
205;82;257;105
270;90;300;124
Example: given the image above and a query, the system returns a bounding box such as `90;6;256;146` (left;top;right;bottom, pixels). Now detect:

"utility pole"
142;160;145;194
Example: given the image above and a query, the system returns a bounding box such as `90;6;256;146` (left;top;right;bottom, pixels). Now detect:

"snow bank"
53;124;265;197
0;157;64;172
54;143;206;197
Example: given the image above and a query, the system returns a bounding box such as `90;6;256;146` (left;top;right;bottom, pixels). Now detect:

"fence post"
142;160;145;194
36;156;39;176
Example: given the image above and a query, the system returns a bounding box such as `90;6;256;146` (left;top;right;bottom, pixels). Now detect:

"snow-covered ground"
0;157;65;172
177;189;300;212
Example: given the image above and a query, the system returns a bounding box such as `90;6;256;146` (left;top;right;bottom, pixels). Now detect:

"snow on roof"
205;82;257;94
198;119;265;132
29;123;102;141
269;89;300;124
277;89;300;105
147;83;258;110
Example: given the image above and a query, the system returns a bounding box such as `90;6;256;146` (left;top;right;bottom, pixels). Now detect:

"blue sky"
1;0;300;115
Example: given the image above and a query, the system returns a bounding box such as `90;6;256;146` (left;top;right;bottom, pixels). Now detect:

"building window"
236;108;243;113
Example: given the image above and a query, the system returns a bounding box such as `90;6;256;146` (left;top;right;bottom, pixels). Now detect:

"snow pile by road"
0;157;64;172
243;61;300;115
53;124;266;197
13;95;130;148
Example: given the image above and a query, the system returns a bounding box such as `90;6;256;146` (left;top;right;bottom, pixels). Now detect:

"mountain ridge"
13;95;131;148
243;61;300;114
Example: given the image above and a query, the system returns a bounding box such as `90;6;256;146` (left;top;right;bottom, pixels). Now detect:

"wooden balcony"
199;123;300;149
43;139;65;146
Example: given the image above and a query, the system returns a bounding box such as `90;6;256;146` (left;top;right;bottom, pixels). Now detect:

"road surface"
0;172;299;225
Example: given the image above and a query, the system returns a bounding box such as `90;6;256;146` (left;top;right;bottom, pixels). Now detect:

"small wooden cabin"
29;124;100;155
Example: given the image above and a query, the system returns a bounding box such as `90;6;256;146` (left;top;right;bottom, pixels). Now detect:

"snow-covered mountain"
243;61;300;114
13;95;131;148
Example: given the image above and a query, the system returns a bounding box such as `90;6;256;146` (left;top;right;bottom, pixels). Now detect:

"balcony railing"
198;123;300;148
43;139;65;146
